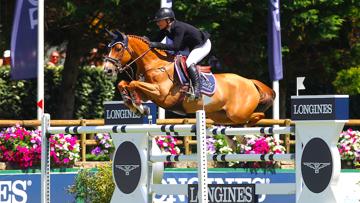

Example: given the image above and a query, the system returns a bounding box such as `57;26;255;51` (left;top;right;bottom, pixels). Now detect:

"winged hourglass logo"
115;165;140;175
303;162;331;174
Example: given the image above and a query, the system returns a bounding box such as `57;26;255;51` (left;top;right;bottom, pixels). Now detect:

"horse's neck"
128;36;171;72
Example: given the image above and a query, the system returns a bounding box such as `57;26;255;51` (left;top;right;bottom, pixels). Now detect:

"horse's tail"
251;79;276;113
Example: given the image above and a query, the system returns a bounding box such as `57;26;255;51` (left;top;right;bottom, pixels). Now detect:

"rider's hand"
149;42;162;49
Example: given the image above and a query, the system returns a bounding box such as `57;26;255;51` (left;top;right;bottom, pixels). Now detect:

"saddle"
174;55;216;97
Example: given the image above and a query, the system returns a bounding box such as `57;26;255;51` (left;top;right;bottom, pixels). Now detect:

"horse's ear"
105;28;117;38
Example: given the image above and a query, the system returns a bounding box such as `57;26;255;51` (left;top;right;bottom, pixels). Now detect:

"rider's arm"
150;26;184;51
154;30;166;42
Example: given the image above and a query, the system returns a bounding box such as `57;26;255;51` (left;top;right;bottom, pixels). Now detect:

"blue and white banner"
0;169;358;203
267;0;283;81
154;170;296;203
0;172;76;203
10;0;38;80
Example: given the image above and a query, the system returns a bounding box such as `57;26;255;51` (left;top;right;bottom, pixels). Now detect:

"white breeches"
186;39;211;67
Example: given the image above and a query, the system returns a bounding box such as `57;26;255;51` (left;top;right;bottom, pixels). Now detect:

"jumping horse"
103;30;275;125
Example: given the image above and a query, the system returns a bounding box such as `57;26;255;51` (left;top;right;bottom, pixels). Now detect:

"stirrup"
192;80;201;99
188;82;201;100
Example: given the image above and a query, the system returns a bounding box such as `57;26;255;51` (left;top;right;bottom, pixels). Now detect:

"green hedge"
333;66;360;118
0;66;116;119
333;66;360;95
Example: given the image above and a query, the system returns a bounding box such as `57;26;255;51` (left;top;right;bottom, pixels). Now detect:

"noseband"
104;44;152;75
104;55;124;72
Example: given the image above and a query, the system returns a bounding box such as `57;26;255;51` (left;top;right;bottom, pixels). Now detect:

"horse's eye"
115;47;122;52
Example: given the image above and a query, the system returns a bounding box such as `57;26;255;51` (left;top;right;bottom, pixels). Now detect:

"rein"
104;47;152;80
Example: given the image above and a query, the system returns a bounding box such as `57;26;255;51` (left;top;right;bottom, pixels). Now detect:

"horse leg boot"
187;64;201;99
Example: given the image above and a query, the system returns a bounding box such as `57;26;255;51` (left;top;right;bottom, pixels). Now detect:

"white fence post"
196;110;208;203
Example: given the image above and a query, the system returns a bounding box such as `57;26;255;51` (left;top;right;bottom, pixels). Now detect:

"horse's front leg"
117;80;138;113
127;81;162;115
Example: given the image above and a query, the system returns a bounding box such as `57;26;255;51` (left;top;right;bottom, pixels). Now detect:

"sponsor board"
0;171;77;203
0;169;358;203
188;184;255;203
291;95;348;120
154;170;295;203
104;101;157;124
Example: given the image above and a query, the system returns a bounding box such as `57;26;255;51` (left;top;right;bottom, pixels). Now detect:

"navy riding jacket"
154;20;210;52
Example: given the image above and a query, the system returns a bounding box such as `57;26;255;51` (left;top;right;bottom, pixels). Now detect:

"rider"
149;7;211;99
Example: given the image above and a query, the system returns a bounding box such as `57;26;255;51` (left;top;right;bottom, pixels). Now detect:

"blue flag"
267;0;283;81
10;0;38;80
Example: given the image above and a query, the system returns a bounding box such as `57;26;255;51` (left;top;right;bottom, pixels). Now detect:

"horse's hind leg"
247;112;265;126
207;111;235;125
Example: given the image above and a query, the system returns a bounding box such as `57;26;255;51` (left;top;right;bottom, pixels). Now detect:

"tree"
1;0;356;118
45;0;159;118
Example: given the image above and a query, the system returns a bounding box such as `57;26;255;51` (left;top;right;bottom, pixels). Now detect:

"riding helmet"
153;8;175;21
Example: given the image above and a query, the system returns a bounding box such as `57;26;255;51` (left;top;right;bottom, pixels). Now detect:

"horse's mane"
127;34;171;60
127;35;150;45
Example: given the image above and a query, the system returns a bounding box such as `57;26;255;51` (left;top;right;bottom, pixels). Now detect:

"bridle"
104;32;174;82
104;33;152;79
104;45;151;75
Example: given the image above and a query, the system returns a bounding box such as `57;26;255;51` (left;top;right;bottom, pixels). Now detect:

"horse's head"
103;29;132;77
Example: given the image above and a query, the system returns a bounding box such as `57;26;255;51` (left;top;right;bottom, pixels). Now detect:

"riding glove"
149;42;168;50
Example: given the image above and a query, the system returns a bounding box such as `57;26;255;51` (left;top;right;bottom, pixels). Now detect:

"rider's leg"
186;39;212;99
187;63;201;99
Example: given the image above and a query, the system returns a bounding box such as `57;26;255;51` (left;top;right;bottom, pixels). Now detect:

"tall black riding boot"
187;64;201;99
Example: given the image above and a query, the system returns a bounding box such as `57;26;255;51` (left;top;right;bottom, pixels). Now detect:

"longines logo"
301;138;332;193
115;164;140;175
113;141;142;194
303;162;331;174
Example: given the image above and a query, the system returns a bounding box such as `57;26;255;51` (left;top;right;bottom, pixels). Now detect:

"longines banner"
188;184;256;203
155;170;296;203
0;170;359;203
104;101;157;124
291;95;348;120
0;171;77;203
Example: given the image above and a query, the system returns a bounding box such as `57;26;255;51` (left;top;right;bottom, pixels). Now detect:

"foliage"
1;1;359;118
68;163;114;203
85;154;110;161
90;133;115;156
49;133;80;166
155;135;181;155
338;128;360;167
0;66;115;119
239;135;286;155
333;66;360;118
208;135;233;154
175;0;359;118
333;66;360;95
237;135;285;168
0;66;34;118
0;125;80;169
74;67;116;118
205;134;285;168
0;125;41;168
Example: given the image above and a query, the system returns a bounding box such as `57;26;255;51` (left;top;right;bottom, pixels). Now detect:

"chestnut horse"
103;32;275;125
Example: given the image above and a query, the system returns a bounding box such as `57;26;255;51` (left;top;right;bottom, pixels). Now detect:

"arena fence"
0;118;360;162
38;95;349;203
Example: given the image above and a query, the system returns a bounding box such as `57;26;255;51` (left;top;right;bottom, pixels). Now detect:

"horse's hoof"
143;106;150;115
134;109;143;117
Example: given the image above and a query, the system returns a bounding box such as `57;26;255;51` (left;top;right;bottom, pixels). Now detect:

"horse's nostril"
104;68;112;74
